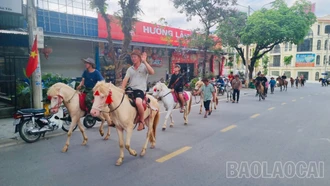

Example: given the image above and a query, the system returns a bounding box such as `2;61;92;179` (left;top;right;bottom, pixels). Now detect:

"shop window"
271;71;279;76
325;40;328;50
273;55;281;67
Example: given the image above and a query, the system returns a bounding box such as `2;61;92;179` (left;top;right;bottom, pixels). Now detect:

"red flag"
25;35;38;78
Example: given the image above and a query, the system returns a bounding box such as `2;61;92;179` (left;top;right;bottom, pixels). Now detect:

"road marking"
281;102;286;105
220;125;237;132
156;146;192;163
268;107;275;110
292;99;296;102
250;114;260;118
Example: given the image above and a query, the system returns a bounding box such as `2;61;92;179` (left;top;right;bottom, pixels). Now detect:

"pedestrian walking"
269;77;276;94
193;77;216;118
231;75;242;103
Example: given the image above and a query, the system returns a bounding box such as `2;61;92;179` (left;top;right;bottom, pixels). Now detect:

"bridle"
49;90;78;110
92;90;125;113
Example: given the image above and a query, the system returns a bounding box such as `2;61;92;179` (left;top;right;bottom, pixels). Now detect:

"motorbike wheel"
83;114;96;128
19;120;41;143
61;118;78;132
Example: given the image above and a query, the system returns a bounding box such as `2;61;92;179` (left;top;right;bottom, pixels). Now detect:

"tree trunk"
102;14;122;85
248;65;254;80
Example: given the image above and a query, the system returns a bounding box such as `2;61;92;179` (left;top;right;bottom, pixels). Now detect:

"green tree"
89;0;142;85
172;0;237;77
262;55;269;75
284;55;293;67
217;0;316;80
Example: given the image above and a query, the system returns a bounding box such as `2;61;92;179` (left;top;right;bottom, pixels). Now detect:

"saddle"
172;91;189;103
125;87;154;125
78;93;88;112
125;88;150;111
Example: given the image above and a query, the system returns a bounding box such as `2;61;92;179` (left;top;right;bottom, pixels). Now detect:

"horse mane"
47;82;73;96
93;81;111;95
159;82;169;91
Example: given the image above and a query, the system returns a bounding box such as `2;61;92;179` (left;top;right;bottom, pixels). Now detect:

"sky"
104;0;330;31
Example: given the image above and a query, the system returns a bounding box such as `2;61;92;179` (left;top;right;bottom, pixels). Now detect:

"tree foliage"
216;0;316;79
89;0;142;85
262;55;269;75
284;55;293;67
172;0;237;77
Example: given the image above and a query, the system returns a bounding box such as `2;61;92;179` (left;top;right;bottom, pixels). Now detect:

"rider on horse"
255;73;267;96
281;73;287;80
122;49;155;131
77;58;104;112
168;64;185;113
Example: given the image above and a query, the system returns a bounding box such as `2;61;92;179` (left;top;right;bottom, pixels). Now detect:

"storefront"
171;51;198;81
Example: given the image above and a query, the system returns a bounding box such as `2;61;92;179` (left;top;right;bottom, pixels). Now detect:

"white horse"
224;80;233;102
152;82;192;130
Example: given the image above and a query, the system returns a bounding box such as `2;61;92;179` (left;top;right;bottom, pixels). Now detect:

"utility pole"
245;5;250;88
27;0;43;109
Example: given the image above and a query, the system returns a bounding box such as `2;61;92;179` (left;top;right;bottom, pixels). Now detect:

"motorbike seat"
19;108;46;114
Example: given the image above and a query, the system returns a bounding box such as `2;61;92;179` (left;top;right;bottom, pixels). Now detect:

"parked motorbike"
13;105;77;143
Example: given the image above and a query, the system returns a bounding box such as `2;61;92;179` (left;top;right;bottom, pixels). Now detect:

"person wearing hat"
193;77;216;118
77;57;104;112
269;77;276;94
122;49;155;131
168;64;186;113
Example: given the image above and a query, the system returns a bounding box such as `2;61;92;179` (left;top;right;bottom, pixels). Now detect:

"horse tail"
188;93;193;115
150;110;159;143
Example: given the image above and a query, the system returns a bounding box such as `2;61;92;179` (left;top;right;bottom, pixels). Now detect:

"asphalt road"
1;83;330;186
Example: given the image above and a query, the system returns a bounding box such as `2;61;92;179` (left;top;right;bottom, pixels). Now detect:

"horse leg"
162;109;172;131
77;119;88;146
183;102;188;125
103;113;112;140
169;113;174;128
125;125;137;157
99;116;105;137
62;116;78;152
199;102;203;114
141;115;154;157
115;126;125;166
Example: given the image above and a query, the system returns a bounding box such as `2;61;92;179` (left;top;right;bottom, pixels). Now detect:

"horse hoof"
130;150;137;156
162;127;166;131
115;158;123;166
150;144;155;149
184;123;187;125
170;125;174;128
62;146;68;153
100;131;104;137
104;136;110;140
140;149;146;157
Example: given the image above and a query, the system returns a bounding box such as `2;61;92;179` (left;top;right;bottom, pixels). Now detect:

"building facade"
268;15;330;81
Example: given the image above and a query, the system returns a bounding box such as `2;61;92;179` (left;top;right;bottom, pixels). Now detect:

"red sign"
98;14;192;47
171;52;198;63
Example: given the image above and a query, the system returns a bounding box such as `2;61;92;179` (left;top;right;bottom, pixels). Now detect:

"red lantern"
42;47;53;59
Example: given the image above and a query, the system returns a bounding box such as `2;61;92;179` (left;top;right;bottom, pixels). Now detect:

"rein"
108;92;125;113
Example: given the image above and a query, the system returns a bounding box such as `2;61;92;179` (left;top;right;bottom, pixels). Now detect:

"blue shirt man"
269;78;276;87
77;57;104;112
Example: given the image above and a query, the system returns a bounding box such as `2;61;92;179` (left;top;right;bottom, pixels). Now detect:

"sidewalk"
0;88;256;147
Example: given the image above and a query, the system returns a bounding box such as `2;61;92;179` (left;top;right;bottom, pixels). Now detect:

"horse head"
152;82;168;98
47;83;69;114
90;81;113;117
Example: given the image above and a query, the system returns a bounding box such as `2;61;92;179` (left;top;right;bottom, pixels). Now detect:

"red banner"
98;14;192;47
